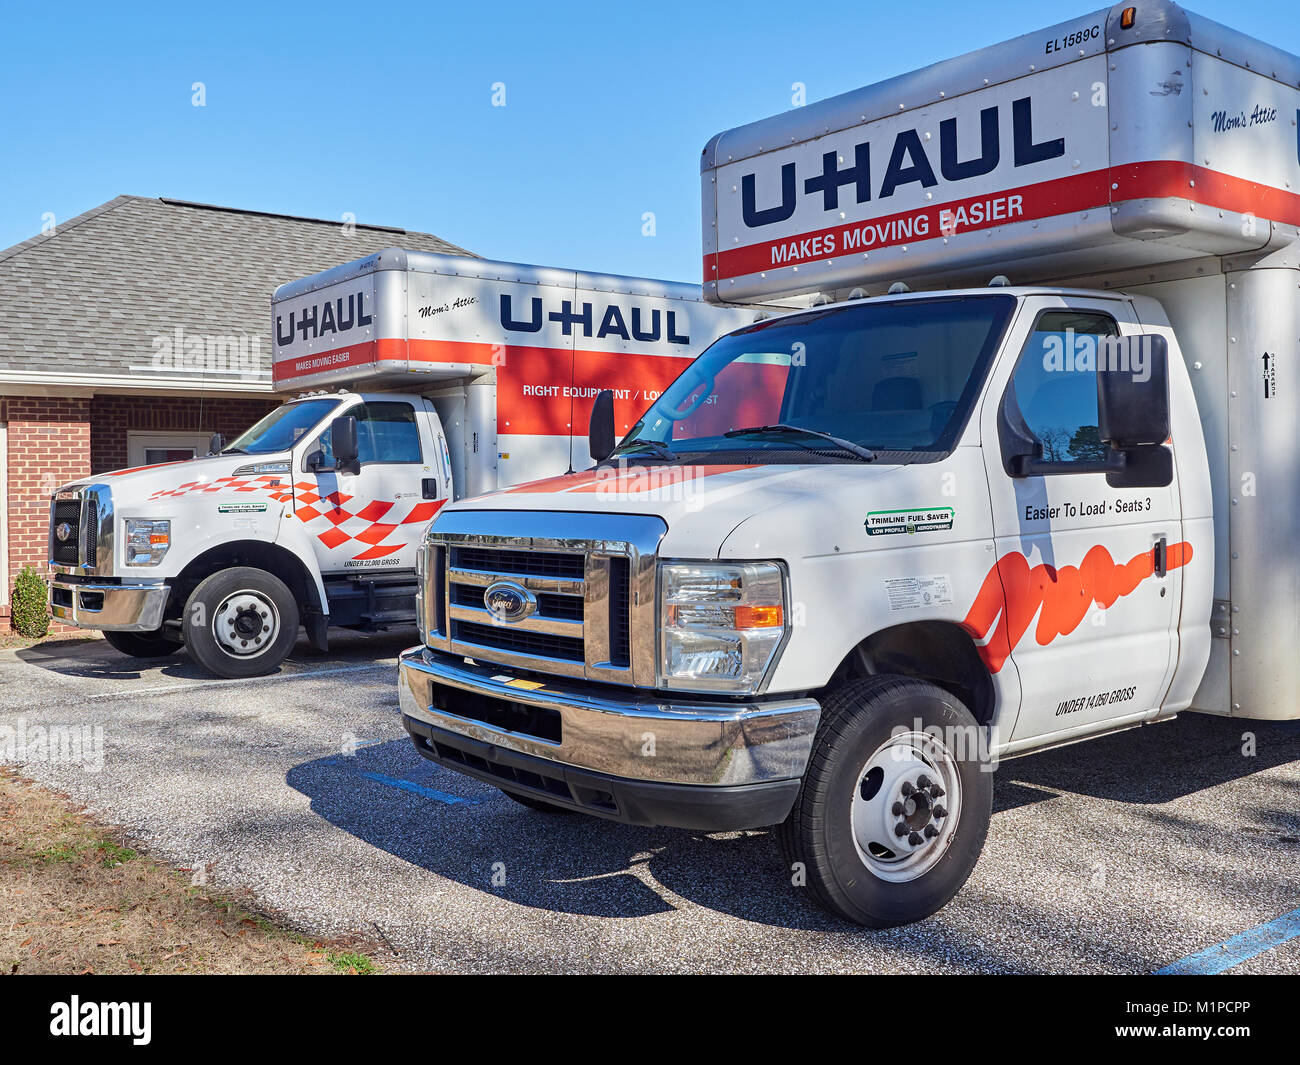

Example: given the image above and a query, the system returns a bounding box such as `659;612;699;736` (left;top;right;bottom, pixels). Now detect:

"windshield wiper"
724;424;877;462
609;439;677;460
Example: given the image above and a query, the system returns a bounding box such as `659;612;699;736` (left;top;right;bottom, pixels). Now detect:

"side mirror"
1097;335;1172;488
589;389;616;462
1098;335;1169;448
209;433;225;456
331;416;360;475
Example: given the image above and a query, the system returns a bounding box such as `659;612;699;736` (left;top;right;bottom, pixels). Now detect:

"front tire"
183;567;299;679
103;628;183;658
778;675;992;927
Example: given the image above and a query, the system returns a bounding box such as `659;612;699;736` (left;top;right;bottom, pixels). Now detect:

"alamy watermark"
1041;330;1154;383
146;325;265;379
0;718;105;773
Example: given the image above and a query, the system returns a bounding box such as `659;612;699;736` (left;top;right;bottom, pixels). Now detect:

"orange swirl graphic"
961;541;1192;673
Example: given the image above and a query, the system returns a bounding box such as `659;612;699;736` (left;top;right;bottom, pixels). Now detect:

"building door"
127;431;212;467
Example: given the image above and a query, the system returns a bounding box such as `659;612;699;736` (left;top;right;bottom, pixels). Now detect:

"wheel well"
166;541;318;622
827;621;996;724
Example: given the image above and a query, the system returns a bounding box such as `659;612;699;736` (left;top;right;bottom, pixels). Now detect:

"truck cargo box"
272;250;765;489
702;0;1300;303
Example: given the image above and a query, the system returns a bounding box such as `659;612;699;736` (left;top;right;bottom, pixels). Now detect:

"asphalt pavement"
2;632;1298;974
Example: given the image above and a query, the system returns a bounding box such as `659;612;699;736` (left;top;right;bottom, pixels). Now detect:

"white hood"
443;461;912;558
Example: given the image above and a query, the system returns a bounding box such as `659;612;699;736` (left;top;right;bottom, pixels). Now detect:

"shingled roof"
0;196;473;393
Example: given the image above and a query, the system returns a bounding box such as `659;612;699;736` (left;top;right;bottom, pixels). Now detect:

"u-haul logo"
274;291;372;348
739;96;1063;231
499;294;690;345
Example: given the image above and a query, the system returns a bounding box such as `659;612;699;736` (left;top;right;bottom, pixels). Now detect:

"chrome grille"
422;510;666;686
51;501;82;566
49;486;112;574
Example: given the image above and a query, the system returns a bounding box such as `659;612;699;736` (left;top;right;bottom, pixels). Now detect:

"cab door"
975;297;1182;746
299;398;445;575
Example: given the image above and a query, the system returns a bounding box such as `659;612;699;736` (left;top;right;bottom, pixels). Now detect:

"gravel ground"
3;631;1298;974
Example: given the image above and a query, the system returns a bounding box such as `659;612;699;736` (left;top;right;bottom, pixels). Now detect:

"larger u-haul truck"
47;252;763;677
398;1;1300;926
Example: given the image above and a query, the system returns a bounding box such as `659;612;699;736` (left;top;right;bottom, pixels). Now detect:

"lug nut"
933;805;947;819
892;801;905;816
895;822;909;838
917;775;931;789
901;781;914;796
924;824;939;838
908;832;923;845
930;784;945;798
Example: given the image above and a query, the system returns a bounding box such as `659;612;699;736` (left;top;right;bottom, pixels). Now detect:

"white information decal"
884;575;954;611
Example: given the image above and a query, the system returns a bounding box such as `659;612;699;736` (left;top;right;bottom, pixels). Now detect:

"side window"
310;402;422;469
1009;310;1119;468
354;402;421;464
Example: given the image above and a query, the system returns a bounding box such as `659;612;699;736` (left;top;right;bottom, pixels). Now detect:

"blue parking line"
1156;906;1300;974
329;757;482;806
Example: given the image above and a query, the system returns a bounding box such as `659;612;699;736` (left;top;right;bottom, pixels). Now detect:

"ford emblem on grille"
483;580;536;624
55;522;74;543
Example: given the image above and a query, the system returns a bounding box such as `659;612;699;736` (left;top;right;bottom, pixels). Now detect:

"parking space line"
337;761;482;805
1155;905;1300;974
86;663;393;700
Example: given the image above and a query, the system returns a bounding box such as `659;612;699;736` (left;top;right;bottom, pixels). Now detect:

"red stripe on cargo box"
706;161;1300;282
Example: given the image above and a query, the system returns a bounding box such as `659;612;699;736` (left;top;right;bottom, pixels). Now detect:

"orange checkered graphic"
146;475;445;561
288;481;445;560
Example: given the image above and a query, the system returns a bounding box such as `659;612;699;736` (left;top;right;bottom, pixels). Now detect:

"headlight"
124;519;170;566
659;561;787;694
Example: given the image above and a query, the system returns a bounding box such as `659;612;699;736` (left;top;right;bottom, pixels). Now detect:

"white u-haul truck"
47;252;762;677
398;1;1300;926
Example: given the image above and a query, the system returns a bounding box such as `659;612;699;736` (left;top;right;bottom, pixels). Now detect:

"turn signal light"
734;604;784;629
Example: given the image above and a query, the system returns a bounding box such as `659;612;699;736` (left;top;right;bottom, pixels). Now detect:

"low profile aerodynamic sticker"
865;507;955;536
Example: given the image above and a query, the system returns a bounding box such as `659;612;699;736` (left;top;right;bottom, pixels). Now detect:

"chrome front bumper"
49;579;170;631
398;646;821;788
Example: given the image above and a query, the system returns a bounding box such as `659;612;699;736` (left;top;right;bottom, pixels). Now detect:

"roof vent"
887;281;910;295
988;274;1011;287
848;287;867;301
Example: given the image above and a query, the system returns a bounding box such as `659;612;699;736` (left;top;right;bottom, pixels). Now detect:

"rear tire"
102;628;183;658
777;675;992;927
499;789;575;815
183;567;299;679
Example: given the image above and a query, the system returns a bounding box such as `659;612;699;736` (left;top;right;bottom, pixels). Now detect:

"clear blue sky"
0;0;1291;284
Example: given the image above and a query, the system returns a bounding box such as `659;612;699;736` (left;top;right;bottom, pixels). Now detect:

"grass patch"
326;950;377;974
0;769;381;974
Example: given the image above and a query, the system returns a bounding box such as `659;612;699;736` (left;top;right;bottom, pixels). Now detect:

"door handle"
1153;535;1167;578
422;478;440;500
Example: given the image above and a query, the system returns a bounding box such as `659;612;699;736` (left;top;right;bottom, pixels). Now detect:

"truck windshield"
614;295;1015;462
223;398;340;455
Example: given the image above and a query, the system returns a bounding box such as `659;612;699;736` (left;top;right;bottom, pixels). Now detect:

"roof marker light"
1121;7;1137;30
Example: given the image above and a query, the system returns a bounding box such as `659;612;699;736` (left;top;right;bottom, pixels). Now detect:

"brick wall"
1;396;92;627
2;393;279;624
90;394;280;473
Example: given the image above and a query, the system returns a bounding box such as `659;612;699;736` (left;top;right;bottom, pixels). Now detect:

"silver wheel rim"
850;730;962;883
213;590;279;658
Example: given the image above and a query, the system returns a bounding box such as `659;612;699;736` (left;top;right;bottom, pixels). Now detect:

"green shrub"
11;565;50;639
